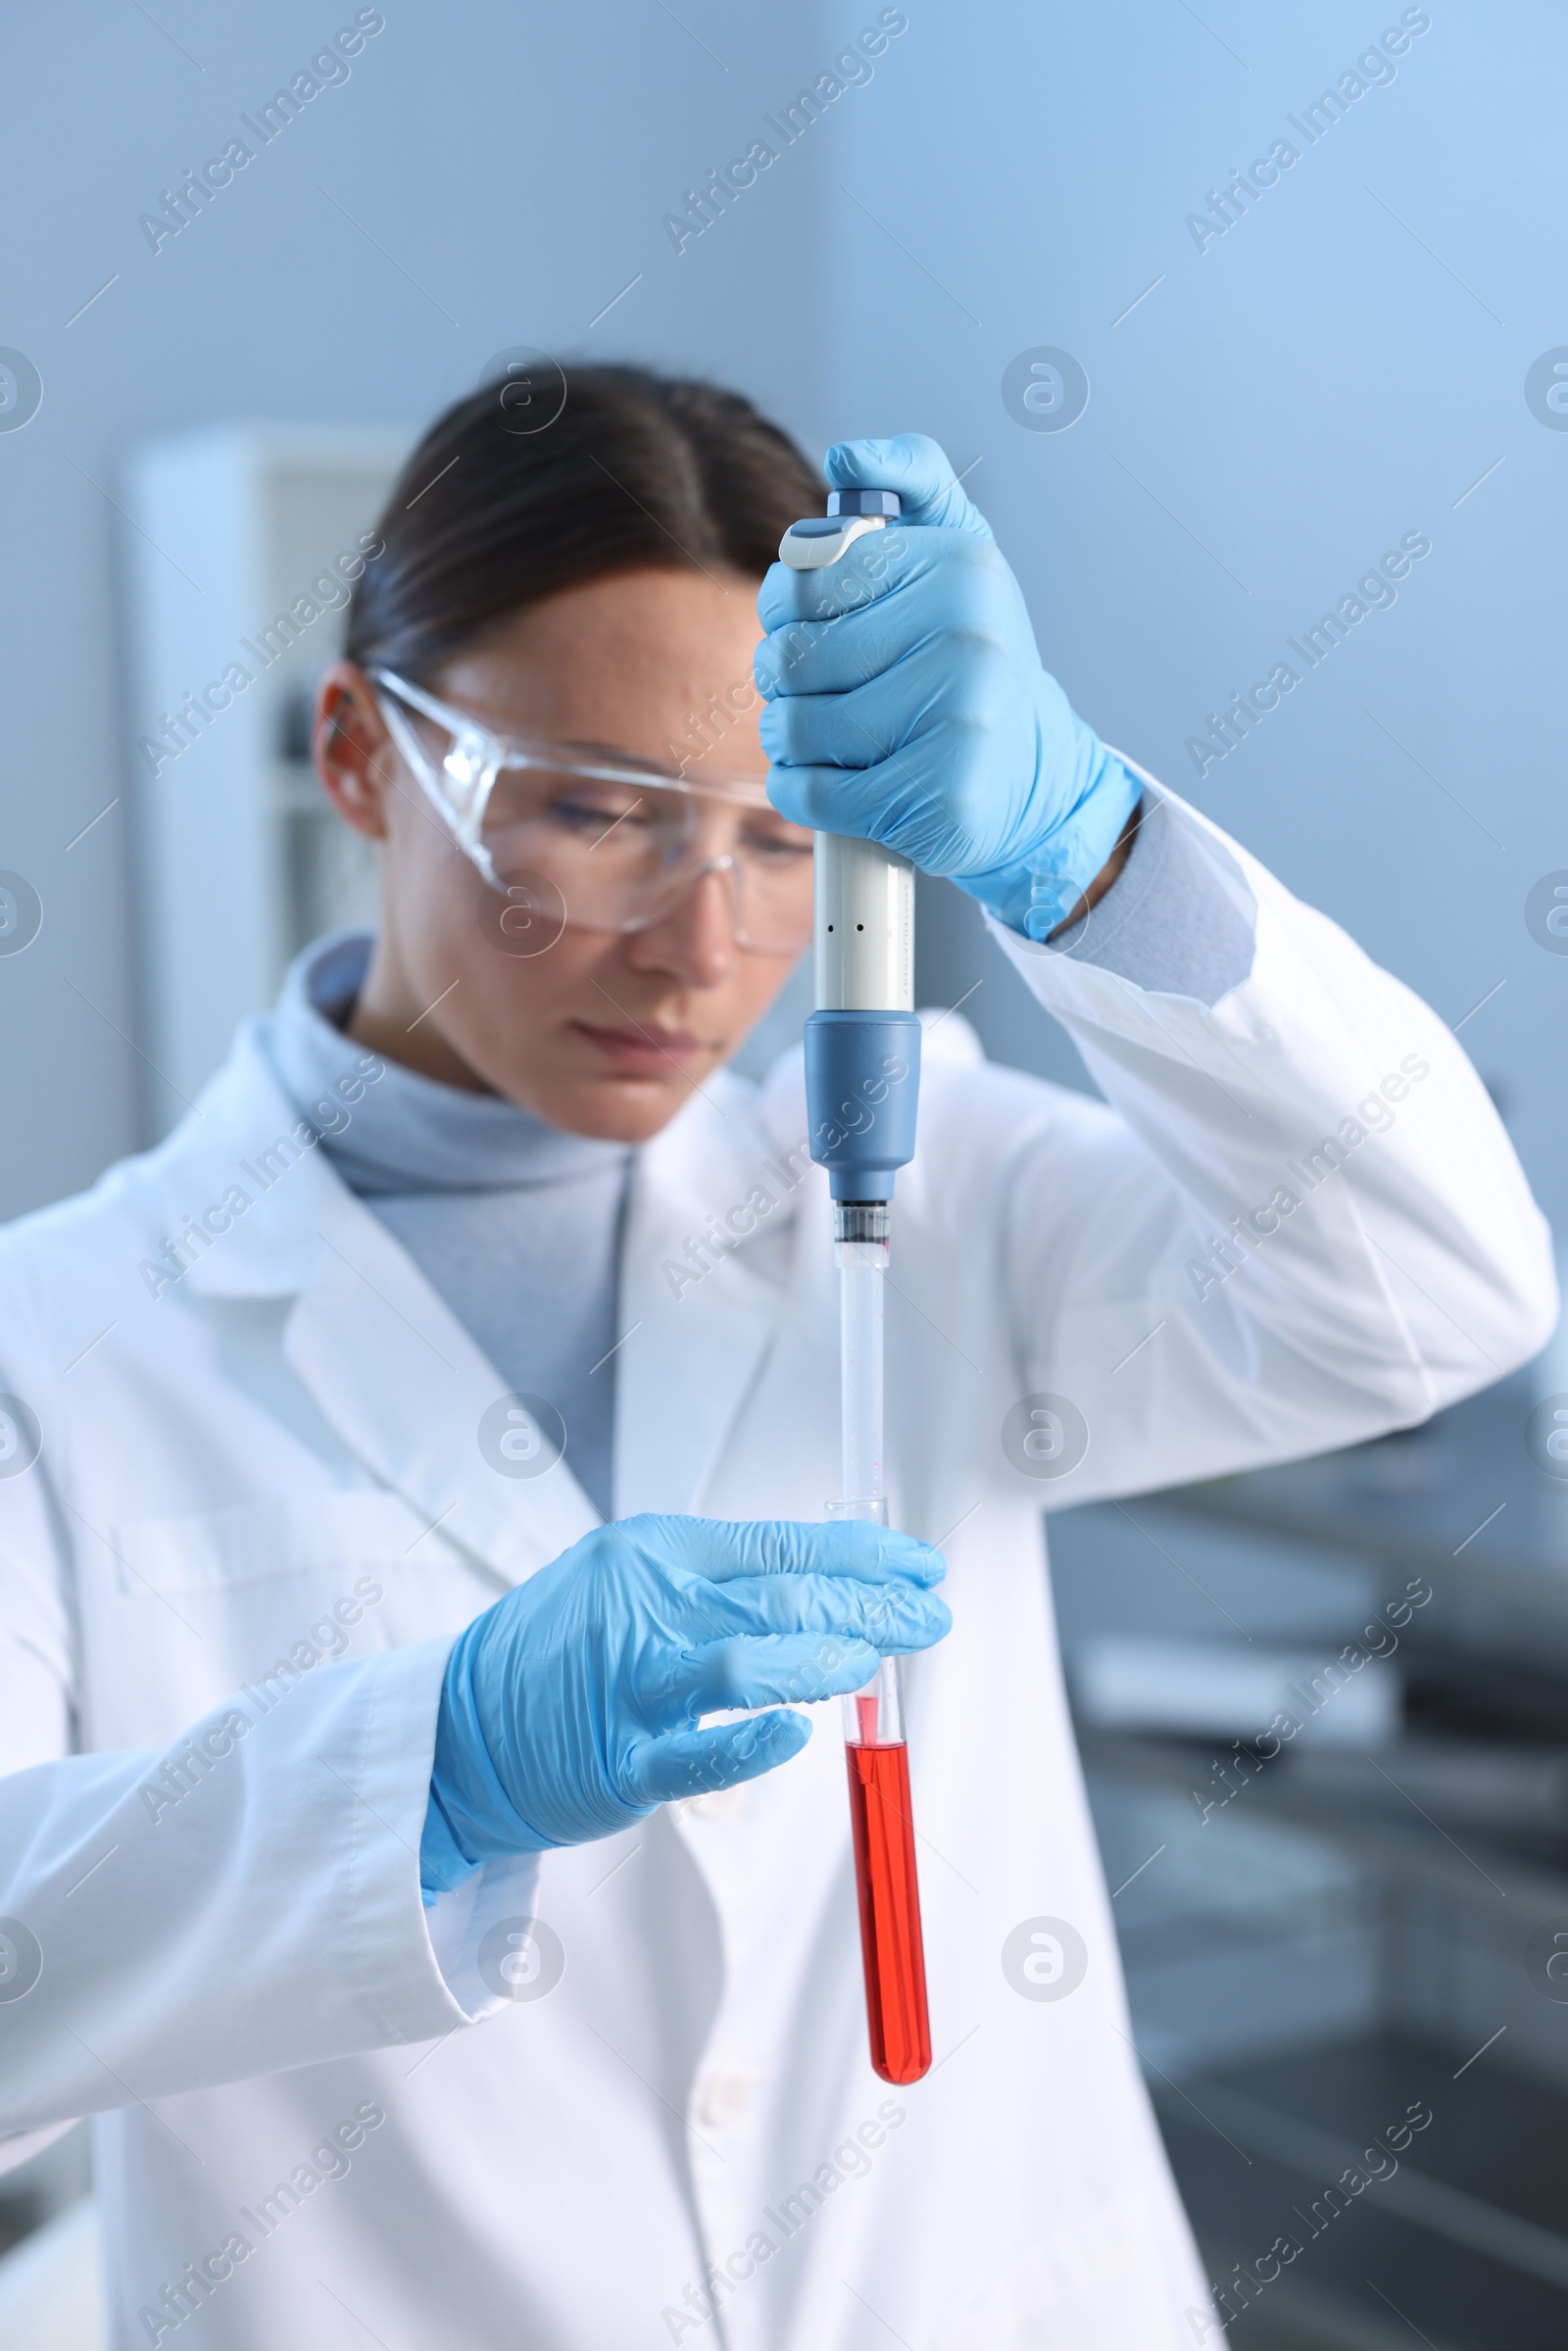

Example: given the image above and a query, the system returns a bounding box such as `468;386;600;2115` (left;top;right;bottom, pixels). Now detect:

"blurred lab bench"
1052;1369;1568;2350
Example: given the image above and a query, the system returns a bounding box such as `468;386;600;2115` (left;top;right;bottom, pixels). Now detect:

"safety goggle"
370;669;814;955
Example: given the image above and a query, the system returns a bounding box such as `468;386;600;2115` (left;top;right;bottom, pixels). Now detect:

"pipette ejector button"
779;488;902;570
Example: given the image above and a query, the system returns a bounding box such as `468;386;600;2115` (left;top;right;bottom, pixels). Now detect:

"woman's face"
314;567;808;1142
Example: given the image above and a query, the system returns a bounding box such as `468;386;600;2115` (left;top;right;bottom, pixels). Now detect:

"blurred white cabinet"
122;425;409;1134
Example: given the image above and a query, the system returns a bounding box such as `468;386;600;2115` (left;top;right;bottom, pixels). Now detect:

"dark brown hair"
345;363;822;683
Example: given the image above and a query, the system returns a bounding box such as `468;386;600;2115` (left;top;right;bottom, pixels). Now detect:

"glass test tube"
840;1640;931;2083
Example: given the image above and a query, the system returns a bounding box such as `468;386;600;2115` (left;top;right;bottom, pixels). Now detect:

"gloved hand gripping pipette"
777;486;931;2086
763;439;1143;2083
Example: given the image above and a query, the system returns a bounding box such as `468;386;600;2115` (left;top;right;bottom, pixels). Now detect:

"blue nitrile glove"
419;1513;950;1901
755;433;1142;940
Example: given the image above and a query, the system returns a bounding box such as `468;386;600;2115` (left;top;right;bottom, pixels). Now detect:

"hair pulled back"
345;363;822;684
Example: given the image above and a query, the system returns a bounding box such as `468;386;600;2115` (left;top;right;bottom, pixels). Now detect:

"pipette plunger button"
825;488;903;518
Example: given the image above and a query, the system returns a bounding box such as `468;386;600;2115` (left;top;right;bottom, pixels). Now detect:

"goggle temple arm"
372;674;505;877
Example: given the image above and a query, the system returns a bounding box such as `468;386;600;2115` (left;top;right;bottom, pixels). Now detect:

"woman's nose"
624;862;738;985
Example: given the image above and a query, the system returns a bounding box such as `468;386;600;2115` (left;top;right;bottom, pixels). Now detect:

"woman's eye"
550;796;649;834
743;828;813;862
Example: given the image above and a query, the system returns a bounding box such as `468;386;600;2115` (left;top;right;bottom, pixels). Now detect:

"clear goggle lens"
373;670;813;955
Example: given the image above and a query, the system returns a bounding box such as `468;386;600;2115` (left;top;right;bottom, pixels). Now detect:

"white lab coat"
0;787;1550;2350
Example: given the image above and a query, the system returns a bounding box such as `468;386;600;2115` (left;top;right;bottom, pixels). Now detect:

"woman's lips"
571;1019;709;1074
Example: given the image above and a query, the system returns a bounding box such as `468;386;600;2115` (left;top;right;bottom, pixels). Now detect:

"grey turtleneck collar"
262;929;630;1199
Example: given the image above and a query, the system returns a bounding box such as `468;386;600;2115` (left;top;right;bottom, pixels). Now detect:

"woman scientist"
0;367;1550;2349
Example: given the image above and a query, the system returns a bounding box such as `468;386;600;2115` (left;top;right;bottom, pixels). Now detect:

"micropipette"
779;487;931;2086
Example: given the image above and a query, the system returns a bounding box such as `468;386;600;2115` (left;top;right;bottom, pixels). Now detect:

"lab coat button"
697;2070;754;2128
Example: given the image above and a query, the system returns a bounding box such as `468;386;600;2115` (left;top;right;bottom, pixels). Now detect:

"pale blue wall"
0;0;837;1213
829;0;1568;1229
4;0;1566;1235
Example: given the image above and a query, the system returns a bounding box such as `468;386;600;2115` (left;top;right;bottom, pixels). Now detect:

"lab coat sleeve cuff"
341;1636;492;2045
422;1853;545;2021
1042;774;1257;1005
981;774;1274;1037
0;1639;481;2133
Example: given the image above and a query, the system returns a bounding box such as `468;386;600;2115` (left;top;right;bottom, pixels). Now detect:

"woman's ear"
314;661;395;840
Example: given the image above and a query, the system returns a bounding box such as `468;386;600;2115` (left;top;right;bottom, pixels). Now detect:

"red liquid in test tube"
845;1692;931;2084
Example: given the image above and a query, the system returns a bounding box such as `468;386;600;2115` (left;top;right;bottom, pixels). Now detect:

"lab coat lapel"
178;1024;599;1588
613;1074;810;1517
175;1018;806;1554
283;1200;601;1588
